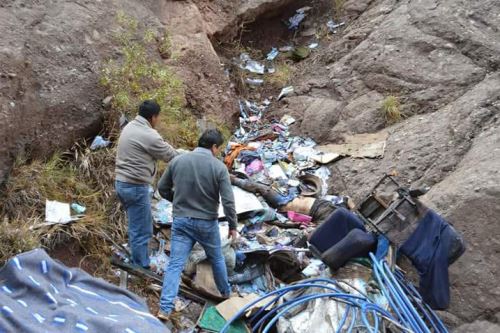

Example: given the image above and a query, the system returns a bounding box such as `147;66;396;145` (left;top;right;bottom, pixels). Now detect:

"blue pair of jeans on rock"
115;180;153;268
160;217;231;314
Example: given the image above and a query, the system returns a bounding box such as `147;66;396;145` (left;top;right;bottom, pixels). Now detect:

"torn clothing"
115;115;177;185
158;148;237;230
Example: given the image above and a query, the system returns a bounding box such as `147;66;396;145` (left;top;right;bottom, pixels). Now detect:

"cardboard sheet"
316;131;388;158
215;294;265;321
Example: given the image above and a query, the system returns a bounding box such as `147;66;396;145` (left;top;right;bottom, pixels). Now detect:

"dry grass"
0;217;41;263
0;12;231;275
268;61;294;88
0;145;127;273
333;0;346;19
382;95;402;124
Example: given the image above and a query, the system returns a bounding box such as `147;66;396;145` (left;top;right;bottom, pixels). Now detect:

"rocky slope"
281;0;500;325
0;0;164;184
1;0;499;328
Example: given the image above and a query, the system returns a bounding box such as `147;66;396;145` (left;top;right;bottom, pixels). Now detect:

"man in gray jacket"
157;129;237;320
115;100;177;269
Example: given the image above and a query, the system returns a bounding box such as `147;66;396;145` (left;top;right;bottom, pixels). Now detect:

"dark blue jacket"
400;210;460;309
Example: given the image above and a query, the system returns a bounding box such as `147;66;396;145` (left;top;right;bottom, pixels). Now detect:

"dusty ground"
1;0;500;331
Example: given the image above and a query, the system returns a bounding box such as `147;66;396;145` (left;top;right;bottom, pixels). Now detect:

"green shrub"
101;12;198;148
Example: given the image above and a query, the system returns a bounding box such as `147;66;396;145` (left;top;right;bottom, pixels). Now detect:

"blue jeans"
115;180;152;268
160;217;230;313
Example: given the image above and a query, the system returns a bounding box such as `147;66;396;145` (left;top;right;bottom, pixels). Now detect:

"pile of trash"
109;8;463;333
106;9;465;333
108;94;462;333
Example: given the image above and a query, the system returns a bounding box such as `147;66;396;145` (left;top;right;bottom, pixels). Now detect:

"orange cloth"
224;144;256;168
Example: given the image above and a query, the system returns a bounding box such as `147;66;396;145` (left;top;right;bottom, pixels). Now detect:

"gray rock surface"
287;0;500;324
454;320;500;333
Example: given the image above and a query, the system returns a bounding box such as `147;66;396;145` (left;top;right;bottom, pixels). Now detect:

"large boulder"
0;0;163;185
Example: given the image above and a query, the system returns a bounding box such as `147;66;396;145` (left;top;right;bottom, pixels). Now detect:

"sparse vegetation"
101;12;198;148
333;0;346;19
381;95;402;124
0;218;41;263
157;32;173;59
0;147;127;271
268;61;294;88
0;12;205;267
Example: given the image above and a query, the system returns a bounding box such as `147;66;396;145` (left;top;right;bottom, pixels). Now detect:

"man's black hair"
198;129;224;149
138;100;160;120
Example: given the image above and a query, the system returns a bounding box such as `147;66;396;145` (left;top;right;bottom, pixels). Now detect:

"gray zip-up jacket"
115;115;177;184
158;147;237;230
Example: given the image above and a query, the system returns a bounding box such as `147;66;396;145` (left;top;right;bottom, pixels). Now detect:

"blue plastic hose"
222;257;448;333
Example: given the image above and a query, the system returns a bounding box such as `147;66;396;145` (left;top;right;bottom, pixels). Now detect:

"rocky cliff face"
0;0;165;184
283;0;500;325
1;0;499;327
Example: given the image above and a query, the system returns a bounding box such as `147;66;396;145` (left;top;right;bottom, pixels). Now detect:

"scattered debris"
279;46;294;52
327;20;345;33
70;202;86;214
287;7;312;30
266;47;279;61
310;152;340;164
149;238;170;275
90;135;111;150
278;86;294;100
215;294;261;321
15;8;457;333
238;53;265;74
287;211;312;224
246;78;264;86
199;306;248;333
152;198;173;225
280;114;296;126
45;200;72;223
218;186;263;217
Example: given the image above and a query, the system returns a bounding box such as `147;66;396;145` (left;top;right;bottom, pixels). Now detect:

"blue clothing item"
399;209;458;310
274;187;299;206
115;180;153;268
160;217;231;313
309;208;368;254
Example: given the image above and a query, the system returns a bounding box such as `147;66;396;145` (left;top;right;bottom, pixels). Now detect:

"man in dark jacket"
115;100;177;269
157;129;237;319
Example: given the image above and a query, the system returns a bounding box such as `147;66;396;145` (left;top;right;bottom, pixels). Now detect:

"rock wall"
0;0;164;185
282;0;500;324
0;0;300;185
